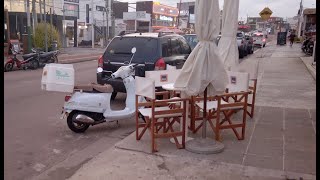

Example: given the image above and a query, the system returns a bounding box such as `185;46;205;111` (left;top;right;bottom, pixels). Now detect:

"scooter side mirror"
131;47;136;54
97;67;103;73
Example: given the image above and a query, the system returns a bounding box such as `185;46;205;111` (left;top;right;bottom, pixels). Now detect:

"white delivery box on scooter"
41;63;75;93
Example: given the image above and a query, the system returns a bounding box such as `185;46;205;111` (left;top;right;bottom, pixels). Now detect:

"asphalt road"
4;60;134;180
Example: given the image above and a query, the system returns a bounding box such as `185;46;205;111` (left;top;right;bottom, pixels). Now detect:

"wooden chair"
135;76;188;153
191;71;250;141
230;62;258;118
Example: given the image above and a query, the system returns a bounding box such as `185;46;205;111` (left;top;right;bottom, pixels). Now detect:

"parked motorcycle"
32;48;59;67
4;49;39;72
301;37;314;56
60;47;145;133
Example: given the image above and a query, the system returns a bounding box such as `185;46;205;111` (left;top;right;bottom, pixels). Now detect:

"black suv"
97;32;191;99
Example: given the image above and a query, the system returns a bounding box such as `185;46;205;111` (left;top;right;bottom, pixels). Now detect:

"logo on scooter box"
56;70;70;79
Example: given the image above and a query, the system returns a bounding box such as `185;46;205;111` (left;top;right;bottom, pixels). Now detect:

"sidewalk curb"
58;56;98;64
300;57;316;80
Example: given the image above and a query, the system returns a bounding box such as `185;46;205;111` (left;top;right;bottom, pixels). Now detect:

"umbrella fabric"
174;0;228;96
218;0;240;70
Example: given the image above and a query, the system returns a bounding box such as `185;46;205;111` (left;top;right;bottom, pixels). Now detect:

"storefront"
151;2;179;31
136;1;178;32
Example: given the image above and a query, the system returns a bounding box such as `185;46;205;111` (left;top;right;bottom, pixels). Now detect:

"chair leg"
137;118;150;140
151;118;157;153
241;107;247;140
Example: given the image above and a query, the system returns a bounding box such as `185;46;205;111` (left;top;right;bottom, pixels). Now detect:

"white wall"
76;0;111;41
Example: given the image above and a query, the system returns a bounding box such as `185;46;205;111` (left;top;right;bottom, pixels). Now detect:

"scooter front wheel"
67;111;90;133
4;62;14;72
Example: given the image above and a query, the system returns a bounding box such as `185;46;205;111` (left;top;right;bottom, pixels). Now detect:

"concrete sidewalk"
65;42;316;180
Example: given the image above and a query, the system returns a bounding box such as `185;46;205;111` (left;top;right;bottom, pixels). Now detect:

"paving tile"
284;128;316;140
259;106;283;116
253;125;283;139
285;150;316;175
247;137;283;157
285;137;316;152
285;149;316;162
243;154;283;171
285;108;310;121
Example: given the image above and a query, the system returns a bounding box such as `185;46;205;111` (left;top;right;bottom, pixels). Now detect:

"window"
96;6;106;12
169;38;182;55
105;37;159;63
161;39;169;57
64;3;79;18
179;38;191;54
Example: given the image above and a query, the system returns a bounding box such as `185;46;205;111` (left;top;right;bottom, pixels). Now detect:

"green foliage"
294;37;301;42
33;23;61;50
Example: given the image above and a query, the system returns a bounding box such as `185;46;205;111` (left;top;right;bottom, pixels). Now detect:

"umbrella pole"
185;86;225;154
202;87;208;138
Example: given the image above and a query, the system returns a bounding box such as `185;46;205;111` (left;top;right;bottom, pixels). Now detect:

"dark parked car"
236;31;249;58
184;34;221;49
97;32;191;100
245;35;254;54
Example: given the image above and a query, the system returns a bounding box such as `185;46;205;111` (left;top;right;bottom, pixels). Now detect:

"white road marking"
33;163;46;172
53;149;61;154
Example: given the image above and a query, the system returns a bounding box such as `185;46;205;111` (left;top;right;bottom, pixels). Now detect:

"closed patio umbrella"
174;0;228;97
173;0;228;154
218;0;240;70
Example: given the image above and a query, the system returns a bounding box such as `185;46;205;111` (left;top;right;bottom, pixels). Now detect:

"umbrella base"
185;138;224;154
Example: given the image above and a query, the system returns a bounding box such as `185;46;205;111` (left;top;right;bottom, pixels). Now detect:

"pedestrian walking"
289;33;295;47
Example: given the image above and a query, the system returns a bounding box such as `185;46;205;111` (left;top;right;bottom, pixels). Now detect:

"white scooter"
61;47;144;133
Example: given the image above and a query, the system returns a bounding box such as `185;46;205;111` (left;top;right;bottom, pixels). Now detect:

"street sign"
259;7;273;20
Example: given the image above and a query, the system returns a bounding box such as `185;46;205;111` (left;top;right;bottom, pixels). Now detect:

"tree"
33;23;61;50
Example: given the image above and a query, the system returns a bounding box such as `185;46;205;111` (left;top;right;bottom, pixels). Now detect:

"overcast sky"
126;0;316;21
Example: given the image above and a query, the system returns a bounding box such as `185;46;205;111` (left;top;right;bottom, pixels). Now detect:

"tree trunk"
32;0;37;33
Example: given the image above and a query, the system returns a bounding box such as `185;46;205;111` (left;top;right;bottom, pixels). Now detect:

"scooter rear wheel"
67;111;90;133
30;60;39;70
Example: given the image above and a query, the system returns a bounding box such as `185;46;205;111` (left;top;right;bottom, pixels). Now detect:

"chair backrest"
135;76;155;99
226;71;249;93
231;61;258;80
145;69;181;87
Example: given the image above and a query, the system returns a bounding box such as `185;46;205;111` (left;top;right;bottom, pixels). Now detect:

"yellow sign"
259;7;273;20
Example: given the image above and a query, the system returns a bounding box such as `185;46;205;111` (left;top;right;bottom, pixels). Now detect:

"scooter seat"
74;83;113;93
39;52;55;58
22;53;37;60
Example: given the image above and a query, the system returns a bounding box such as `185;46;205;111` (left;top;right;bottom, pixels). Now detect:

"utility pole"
106;0;109;41
103;10;105;47
44;0;48;52
111;0;115;38
27;0;32;53
50;8;53;43
91;0;95;48
62;9;66;48
32;0;37;34
177;0;182;28
39;0;43;22
297;0;303;38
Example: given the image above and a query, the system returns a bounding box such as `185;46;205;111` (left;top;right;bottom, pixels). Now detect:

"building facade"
136;1;179;32
176;1;195;30
4;0;114;47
